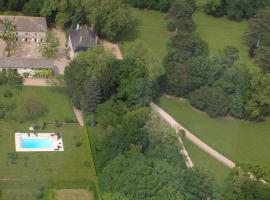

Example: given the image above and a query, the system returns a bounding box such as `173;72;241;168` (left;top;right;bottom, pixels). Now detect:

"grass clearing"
183;138;231;186
194;12;255;68
0;86;94;199
55;189;94;200
119;8;170;76
158;96;270;167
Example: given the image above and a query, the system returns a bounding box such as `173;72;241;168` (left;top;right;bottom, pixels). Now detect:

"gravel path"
101;40;123;60
23;78;52;86
150;102;236;169
73;107;84;127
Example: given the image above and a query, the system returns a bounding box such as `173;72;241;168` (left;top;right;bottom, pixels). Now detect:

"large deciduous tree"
0;19;18;57
39;32;60;58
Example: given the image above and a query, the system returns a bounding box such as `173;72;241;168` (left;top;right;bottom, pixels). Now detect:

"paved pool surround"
15;132;64;152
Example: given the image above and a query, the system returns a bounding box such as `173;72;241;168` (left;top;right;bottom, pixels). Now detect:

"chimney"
76;24;80;31
91;24;95;31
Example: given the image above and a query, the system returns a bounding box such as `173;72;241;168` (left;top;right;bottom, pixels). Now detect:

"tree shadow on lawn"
115;18;141;43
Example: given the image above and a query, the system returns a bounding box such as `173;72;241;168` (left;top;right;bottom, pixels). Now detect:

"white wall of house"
17;31;46;43
68;36;76;60
0;68;35;77
17;68;35;76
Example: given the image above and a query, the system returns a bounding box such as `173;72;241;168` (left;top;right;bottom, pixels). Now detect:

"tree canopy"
204;0;270;20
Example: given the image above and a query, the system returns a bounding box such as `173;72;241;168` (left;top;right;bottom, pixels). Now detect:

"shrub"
3;89;13;98
189;86;229;117
20;95;48;121
64;118;77;124
75;141;82;147
23;72;29;78
54;120;62;128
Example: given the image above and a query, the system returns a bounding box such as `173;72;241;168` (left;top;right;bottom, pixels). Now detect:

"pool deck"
15;132;64;152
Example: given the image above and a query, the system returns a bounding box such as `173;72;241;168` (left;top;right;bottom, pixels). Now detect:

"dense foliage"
65;43;157;115
124;0;173;11
221;163;270;200
204;0;270;20
41;0;131;40
0;69;22;86
38;32;60;58
125;0;196;12
97;111;215;200
244;9;270;72
162;0;270;120
0;18;18;56
0;0;131;41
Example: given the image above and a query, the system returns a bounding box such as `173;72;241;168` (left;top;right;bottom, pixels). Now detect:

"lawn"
158;96;270;168
0;86;94;199
183;138;231;187
193;12;255;68
119;8;170;76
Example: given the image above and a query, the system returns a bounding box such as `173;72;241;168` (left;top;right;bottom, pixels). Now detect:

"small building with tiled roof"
0;15;47;43
68;24;98;59
0;57;55;77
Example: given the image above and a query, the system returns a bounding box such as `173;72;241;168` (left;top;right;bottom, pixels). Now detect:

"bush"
23;72;30;78
3;89;13;98
20;95;48;121
64;118;77;123
75;141;82;147
189;86;229;117
54;120;62;128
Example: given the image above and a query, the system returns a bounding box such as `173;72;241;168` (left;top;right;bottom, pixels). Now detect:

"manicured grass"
158;96;270;167
120;8;170;76
194;12;255;67
0;86;76;122
0;86;94;199
183;138;231;187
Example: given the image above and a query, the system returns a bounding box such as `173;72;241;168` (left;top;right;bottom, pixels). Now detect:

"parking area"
11;41;42;58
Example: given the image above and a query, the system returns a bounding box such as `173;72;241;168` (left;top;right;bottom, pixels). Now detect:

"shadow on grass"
115;18;141;43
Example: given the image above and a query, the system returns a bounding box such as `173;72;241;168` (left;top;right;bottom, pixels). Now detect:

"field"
158;96;270;167
194;12;255;67
0;86;94;200
120;8;170;76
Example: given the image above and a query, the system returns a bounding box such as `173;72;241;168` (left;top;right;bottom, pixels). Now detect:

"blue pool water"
21;139;53;149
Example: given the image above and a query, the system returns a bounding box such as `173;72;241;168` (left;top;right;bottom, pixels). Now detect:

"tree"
23;0;45;16
81;76;102;115
255;46;270;72
204;0;226;17
20;95;48;121
221;164;270;200
100;108;150;165
85;0;131;40
168;0;195;33
39;32;60;58
0;19;18;57
189;86;229;117
64;46;117;109
244;9;270;48
102;192;129;200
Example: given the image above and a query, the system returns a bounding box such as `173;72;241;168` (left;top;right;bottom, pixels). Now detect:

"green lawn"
158;96;270;167
183;138;231;187
194;12;255;67
0;86;94;199
119;8;170;76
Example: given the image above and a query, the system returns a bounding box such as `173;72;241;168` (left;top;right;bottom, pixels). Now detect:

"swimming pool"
15;132;64;152
22;138;53;149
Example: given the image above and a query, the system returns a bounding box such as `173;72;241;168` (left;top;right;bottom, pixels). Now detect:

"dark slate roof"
69;25;98;52
0;16;47;32
0;58;54;69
